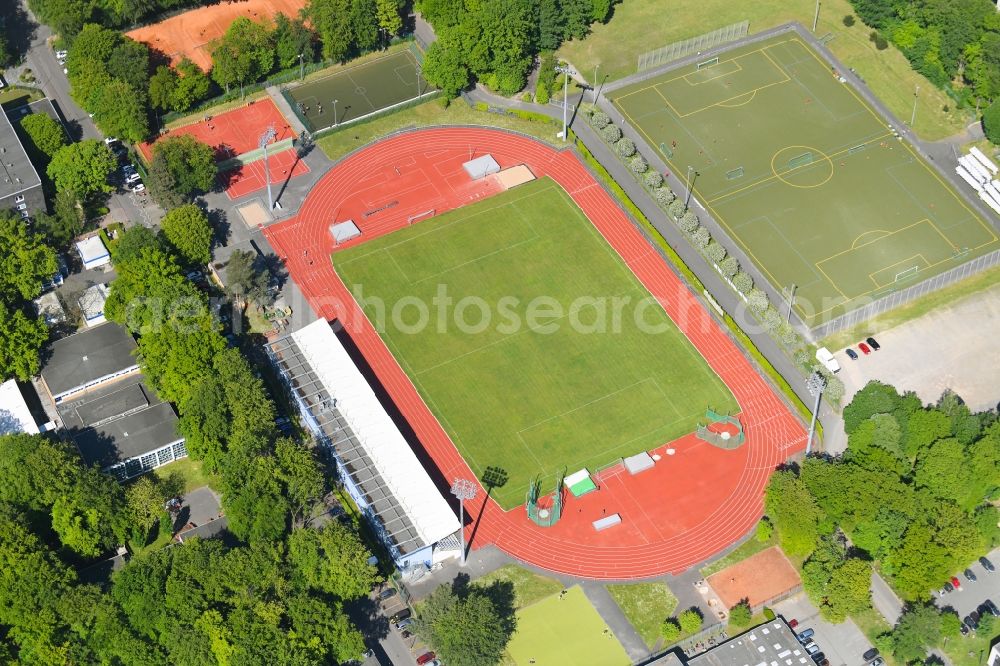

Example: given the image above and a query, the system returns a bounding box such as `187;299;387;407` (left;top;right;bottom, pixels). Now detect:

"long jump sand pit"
126;0;307;70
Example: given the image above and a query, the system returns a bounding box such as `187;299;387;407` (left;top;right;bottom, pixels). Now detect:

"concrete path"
581;583;655;662
870;571;904;625
267;85;309;137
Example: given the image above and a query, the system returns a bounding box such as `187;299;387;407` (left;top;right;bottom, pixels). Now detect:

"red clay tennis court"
138;98;294;163
707;546;802;608
264;128;807;579
222;149;310;199
126;0;307;71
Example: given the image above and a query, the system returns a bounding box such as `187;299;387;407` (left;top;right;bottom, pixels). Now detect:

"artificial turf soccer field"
286;49;429;132
332;178;737;509
611;32;999;326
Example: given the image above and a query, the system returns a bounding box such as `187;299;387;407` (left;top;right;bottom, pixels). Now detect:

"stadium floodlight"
416;64;422;98
592;63;600;105
450;478;478;565
298;53;304;81
910;85;919;127
805;372;826;455
259;125;277;210
684;166;700;210
333;99;339;127
555;64;571;142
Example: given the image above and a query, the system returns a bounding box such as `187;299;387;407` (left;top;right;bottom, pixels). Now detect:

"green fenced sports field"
332;178;737;509
285;49;430;132
611;33;999;326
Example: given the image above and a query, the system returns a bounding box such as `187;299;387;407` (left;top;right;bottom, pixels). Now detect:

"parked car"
55;49;68;59
186;270;204;283
395;618;414;631
796;628;814;642
959;622;970;636
951;575;963;591
125;172;141;184
805;643;821;655
788;619;798;628
863;648;879;661
416;653;436;665
390;609;410;624
377;588;396;601
810;652;825;663
981;556;996;572
865;336;880;350
846;348;859;360
964;615;978;631
816;660;829;666
965;568;977;582
980;600;999;617
942;581;954;593
868;658;884;666
131;182;145;193
858;342;872;355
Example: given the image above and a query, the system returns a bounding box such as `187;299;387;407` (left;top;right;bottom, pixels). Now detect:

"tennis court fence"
811;248;1000;339
637;21;750;72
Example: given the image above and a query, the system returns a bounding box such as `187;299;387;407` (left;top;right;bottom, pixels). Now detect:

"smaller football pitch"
285;49;430;132
610;32;999;327
332;178;737;509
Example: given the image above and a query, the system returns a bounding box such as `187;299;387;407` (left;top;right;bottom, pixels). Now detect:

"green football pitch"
286;49;430;132
332;178;737;509
506;586;631;666
610;33;999;327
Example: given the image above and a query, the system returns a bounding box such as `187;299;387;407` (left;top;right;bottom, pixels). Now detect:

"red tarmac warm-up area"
264;128;806;579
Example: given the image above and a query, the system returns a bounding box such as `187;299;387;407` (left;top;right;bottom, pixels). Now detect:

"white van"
815;347;840;374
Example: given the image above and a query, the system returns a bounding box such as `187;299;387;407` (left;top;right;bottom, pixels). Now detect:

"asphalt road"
870;571;904;624
935;549;1000;619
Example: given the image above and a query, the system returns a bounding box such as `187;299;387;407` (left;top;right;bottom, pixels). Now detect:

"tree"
350;0;379;52
765;470;822;557
51;468;127;557
209;17;275;92
125;477;170;544
148;65;178;112
728;600;752;628
19;113;67;160
160;204;213;266
374;0;403;40
0;307;48;382
224;249;272;309
756;517;774;542
148;135;218;207
0;212;58;302
890;604;941;663
823;558;872;622
47;139;117;198
137;319;225;405
34;188;85;250
661;618;681;642
678;608;702;634
306;0;354;62
843;381;900;434
422;36;470;99
272;13;315;70
87;78;149;142
415;583;515;666
538;0;564;50
747;288;768;313
732;271;753;293
172;58;212;113
287;522;378;599
274;438;324;526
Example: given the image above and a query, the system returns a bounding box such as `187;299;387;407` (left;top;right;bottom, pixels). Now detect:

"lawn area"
819;264;1000;350
475;565;565;610
153;456;220;494
559;0;967;141
315;98;561;163
606;582;678;649
701;531;777;577
506;585;631;666
0;85;45;109
332;177;737;509
610;33;998;327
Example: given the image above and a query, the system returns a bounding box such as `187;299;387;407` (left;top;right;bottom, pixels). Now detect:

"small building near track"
0;379;39;435
649;618;805;666
267;318;462;571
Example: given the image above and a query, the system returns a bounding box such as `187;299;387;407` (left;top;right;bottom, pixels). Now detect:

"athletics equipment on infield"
526;472;565;527
695;408;745;449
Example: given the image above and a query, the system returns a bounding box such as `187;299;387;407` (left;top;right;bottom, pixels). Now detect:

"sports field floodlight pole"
812;0;821;32
910;85;919;127
684;166;698;210
592;63;600;106
805;372;826;455
785;283;797;323
298;53;304;81
450;478;478;565
259;125;277;210
555;64;571;142
333;99;339;127
416;64;422;98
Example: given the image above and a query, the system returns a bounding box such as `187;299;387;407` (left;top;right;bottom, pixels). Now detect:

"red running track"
265;128;807;579
222;149;311;199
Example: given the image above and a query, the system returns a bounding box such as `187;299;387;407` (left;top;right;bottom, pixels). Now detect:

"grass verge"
0;85;45;108
701;531;777;577
315;98;561;163
820;265;1000;351
558;0;967;140
474;565;564;610
153;456;221;494
606;582;679;649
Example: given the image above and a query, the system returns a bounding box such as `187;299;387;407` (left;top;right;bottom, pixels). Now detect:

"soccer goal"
660;142;674;158
407;209;435;225
894;265;920;282
787;152;814;170
726;166;745;180
696;56;720;70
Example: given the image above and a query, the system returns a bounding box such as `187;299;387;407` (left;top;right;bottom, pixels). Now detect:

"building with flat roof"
0;108;44;220
79;283;110;327
267;318;462;571
75;235;111;270
39;322;139;403
0;379;39;435
649;618;806;666
57;378;186;480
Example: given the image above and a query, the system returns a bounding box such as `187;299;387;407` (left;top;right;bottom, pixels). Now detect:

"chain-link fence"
811;248;1000;339
637;21;750;72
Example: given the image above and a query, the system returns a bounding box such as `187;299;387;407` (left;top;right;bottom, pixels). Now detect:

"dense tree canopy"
209;17;275;92
415;581;517;666
160;204;214;266
147;135;218;209
46;140;118;198
19;113;67;161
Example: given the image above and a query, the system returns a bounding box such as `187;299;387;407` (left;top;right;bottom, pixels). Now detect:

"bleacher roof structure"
270;318;460;556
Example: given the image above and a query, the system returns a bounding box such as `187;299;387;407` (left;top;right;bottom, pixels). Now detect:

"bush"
629;154;648;174
756;518;773;542
644;170;664;189
692;226;711;248
678;609;703;634
729;600;753;628
763;607;776;621
602;123;622;142
590;111;610;129
869;30;878;42
983;100;1000;144
843;14;855;26
534;82;549;105
719;255;739;278
794;349;812;368
679;209;699;233
747;288;768;314
733;271;753;294
761;306;783;331
615;137;636;158
777;322;799;347
824;375;845;402
875;35;888;50
654;186;676;206
661;618;681;642
706;241;726;263
668;199;686;219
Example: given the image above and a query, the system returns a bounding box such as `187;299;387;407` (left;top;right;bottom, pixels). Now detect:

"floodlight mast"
805;372;827;455
259;125;278;210
450;478;478;565
555;65;571;142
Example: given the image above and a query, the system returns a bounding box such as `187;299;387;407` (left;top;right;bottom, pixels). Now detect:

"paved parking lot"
837;283;1000;412
934;549;1000;618
775;594;874;666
